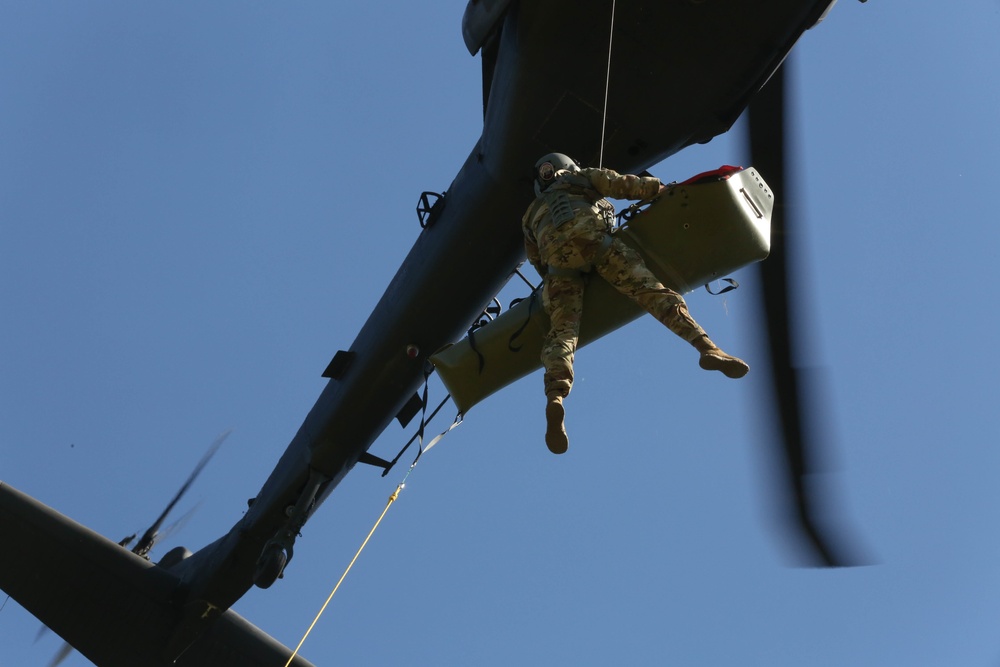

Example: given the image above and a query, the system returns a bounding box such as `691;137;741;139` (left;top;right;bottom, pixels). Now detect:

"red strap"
679;165;743;185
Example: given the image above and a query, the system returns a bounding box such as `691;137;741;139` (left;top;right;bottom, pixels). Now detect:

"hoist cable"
598;0;617;168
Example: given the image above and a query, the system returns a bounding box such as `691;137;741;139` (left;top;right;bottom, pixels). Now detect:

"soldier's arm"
521;207;546;276
524;235;545;276
583;167;661;201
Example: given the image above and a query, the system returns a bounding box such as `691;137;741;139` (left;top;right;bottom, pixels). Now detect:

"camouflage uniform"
522;167;745;404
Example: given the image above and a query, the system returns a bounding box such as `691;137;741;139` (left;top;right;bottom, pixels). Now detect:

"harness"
526;172;617;278
528;173;614;231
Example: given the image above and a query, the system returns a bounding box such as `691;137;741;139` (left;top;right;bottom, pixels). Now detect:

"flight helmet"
534;153;578;196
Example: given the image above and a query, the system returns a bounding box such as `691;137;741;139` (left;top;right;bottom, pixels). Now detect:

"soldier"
522;153;749;454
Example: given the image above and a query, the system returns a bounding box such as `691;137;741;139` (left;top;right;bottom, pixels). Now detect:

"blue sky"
2;1;1000;665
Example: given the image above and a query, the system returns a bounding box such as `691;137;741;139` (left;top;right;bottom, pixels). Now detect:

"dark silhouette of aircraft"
0;1;866;664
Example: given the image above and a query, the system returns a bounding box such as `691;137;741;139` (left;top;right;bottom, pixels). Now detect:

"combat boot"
545;395;569;454
694;336;750;379
663;303;750;379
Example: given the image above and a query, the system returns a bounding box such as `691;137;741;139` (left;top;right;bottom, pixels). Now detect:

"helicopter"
13;1;992;667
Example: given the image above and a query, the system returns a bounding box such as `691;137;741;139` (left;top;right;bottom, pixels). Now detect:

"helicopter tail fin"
0;481;314;667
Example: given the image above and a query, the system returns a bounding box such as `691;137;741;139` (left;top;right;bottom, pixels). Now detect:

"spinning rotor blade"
45;642;74;667
133;429;230;557
35;611;74;667
747;61;864;567
149;501;202;549
35;432;229;666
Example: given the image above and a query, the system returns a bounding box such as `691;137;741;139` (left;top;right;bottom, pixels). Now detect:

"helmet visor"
538;162;556;182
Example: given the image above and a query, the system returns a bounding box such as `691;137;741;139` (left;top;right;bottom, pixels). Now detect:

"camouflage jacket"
521;167;661;275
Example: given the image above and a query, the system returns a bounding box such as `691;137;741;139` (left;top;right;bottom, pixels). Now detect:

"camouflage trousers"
540;232;707;399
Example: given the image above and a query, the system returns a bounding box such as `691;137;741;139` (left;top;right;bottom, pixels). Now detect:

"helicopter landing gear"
252;469;329;589
253;543;288;589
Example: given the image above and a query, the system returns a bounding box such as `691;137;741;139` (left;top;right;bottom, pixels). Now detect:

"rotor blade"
747;60;864;567
36;626;74;667
133;429;231;557
36;622;75;666
46;642;74;667
150;500;202;548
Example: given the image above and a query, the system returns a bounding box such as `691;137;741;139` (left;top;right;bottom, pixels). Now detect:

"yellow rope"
283;484;403;667
283;405;461;664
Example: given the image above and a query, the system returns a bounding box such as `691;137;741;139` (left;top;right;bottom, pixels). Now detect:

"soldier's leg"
540;272;584;453
594;238;749;378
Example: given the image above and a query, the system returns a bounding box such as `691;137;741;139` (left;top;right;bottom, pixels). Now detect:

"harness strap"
594;233;615;263
547;266;584;278
508;289;540;352
705;278;739;295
